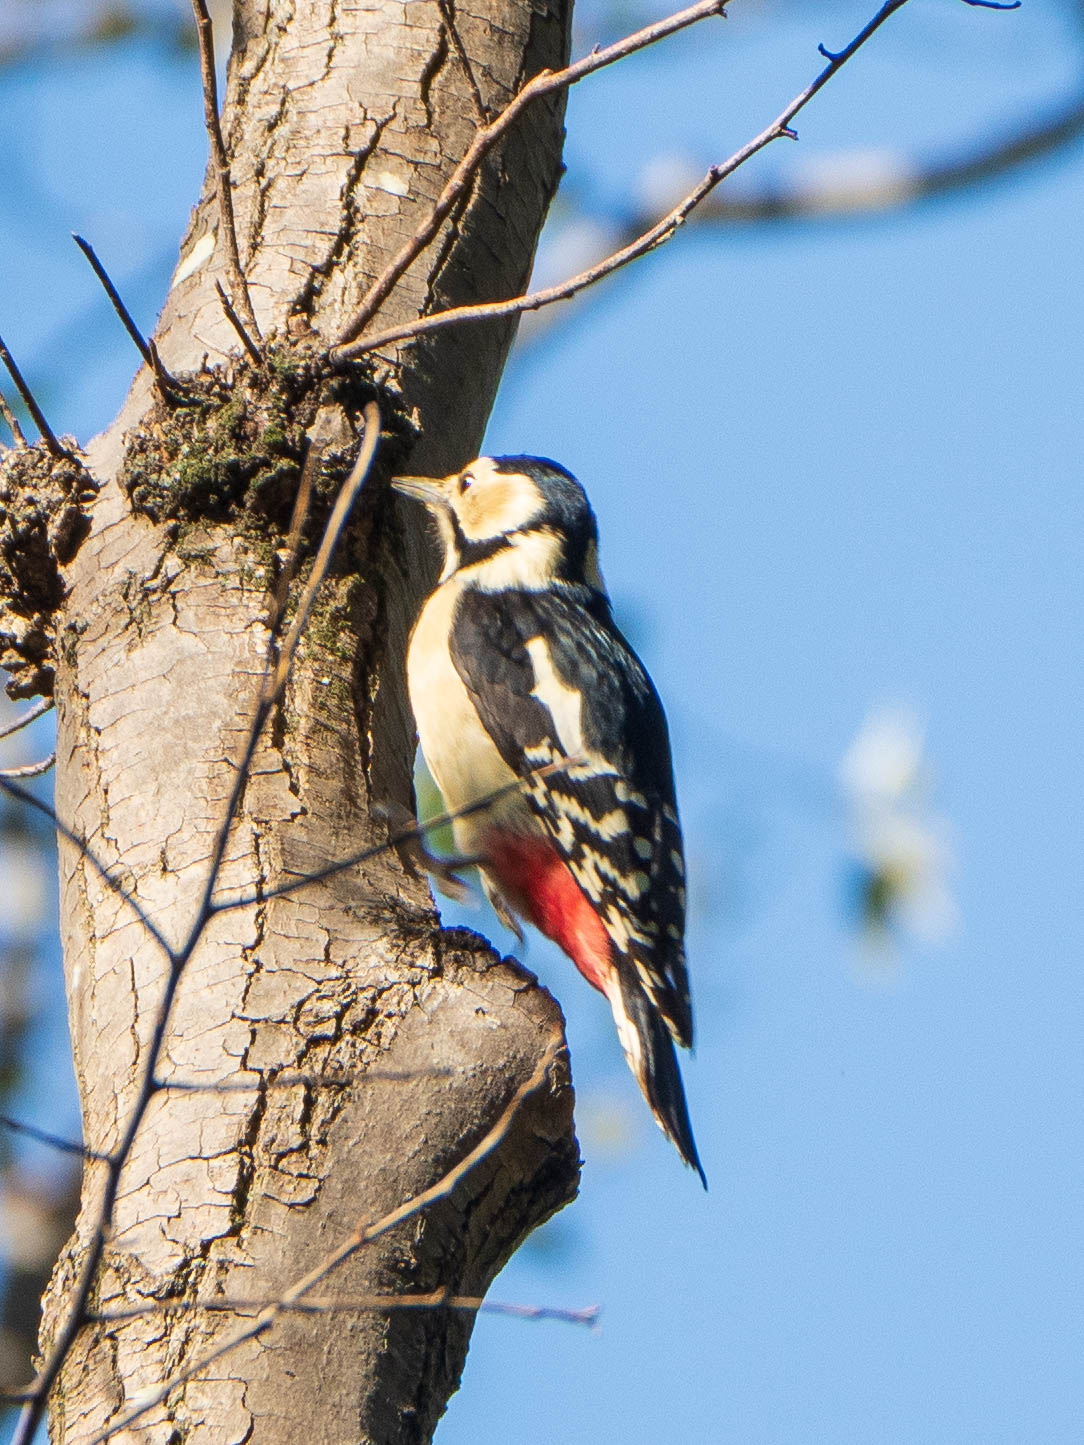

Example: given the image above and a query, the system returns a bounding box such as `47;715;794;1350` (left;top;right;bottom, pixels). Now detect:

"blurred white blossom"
841;706;926;803
635;151;704;216
528;217;617;293
840;707;956;947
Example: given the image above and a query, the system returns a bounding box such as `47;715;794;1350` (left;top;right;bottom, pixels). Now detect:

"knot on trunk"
118;344;411;531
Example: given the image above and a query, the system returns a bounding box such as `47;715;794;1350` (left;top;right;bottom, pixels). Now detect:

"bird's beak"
390;475;450;509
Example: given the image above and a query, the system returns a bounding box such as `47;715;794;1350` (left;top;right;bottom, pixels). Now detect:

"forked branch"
329;0;728;355
334;0;914;361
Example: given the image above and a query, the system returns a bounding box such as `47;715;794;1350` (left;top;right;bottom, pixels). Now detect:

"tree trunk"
5;0;580;1438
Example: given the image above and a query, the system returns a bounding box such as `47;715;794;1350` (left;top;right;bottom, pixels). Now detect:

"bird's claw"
374;800;481;903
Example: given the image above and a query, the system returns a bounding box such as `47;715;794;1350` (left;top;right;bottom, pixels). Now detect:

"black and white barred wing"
450;586;692;1047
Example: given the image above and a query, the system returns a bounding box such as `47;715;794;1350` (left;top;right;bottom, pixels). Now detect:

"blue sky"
1;1;1082;1441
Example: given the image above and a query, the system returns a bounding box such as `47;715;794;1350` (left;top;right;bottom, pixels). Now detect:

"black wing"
450;583;692;1047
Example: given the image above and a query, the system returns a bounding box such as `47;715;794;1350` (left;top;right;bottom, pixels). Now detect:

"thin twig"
0;776;174;960
436;0;489;124
0;388;27;447
72;234;153;367
191;0;261;344
0;697;53;740
192;403;379;935
269;440;320;632
334;0;911;362
215;280;263;365
0;752;55;779
92;1290;599;1328
85;1042;562;1443
144;338;191;406
329;0;727;355
0;1112;109;1163
209;756;574;915
72;235;185;402
0;1071;457;1160
156;1066;456;1093
624;86;1084;231
0;332;66;457
264;405;381;705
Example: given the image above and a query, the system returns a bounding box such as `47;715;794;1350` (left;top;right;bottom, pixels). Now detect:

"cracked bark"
4;0;578;1440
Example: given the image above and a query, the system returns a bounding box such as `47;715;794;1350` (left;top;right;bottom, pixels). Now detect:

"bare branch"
0;776;174;960
85;1042;563;1443
0;753;55;779
92;1290;599;1328
328;0;727;356
72;237;182;416
269;438;320;632
0;697;53;740
0;1113;109;1164
264;404;381;706
334;0;913;362
191;401;380;935
0;388;27;448
191;0;261;344
0;332;67;458
209;756;574;915
215;280;263;365
157;1067;456;1092
618;88;1084;235
435;0;490;125
146;338;191;406
72;234;153;368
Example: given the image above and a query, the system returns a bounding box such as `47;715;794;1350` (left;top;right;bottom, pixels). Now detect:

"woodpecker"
393;456;705;1187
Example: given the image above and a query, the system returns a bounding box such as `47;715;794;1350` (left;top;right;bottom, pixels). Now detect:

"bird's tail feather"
614;972;707;1189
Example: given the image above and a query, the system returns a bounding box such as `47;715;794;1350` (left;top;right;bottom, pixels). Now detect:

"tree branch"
328;0;728;356
190;0;261;344
0;697;53;739
0;333;65;457
334;0;914;361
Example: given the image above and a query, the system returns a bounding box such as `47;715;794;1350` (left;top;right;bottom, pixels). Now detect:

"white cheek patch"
459;465;543;541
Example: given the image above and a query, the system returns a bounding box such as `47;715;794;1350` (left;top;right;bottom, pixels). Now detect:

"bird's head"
392;455;606;593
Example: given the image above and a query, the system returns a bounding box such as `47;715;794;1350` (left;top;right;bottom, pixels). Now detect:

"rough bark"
1;0;580;1439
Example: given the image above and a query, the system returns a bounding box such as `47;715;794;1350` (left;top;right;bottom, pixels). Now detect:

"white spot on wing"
615;779;648;808
525;636;584;758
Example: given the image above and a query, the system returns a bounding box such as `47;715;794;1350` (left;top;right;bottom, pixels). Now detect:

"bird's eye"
458;474;473;494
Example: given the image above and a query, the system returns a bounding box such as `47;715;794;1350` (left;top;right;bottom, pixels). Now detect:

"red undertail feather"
484;831;614;993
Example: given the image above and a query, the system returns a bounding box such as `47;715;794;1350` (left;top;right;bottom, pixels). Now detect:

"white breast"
406;580;532;855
